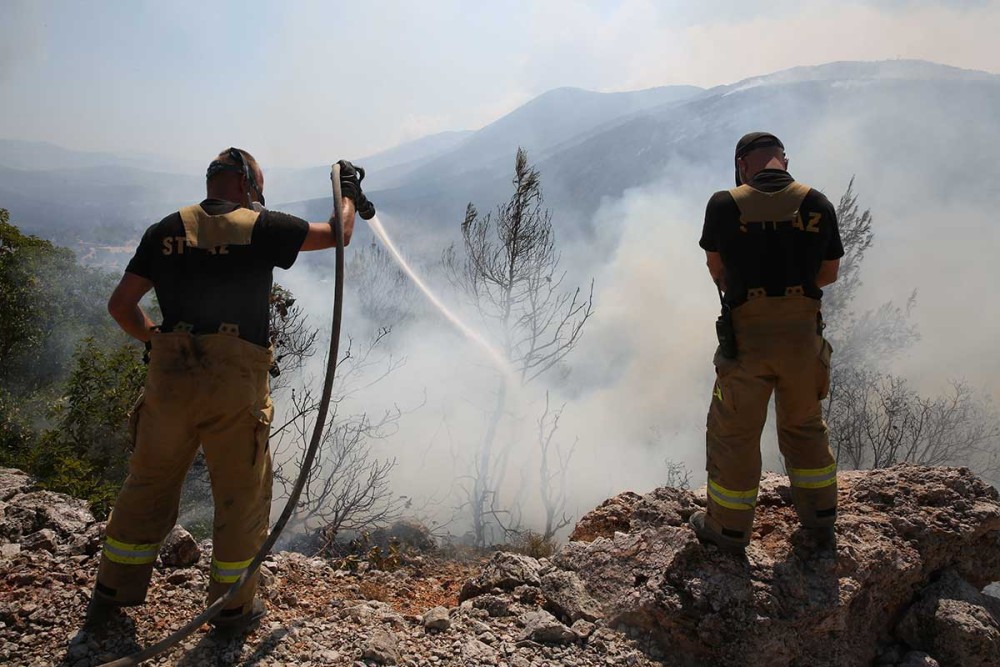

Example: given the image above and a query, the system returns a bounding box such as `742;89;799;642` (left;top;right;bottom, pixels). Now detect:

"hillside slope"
2;464;999;666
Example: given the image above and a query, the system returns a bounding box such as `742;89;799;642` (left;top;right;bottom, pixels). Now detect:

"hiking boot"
82;594;124;637
689;510;748;556
211;598;266;638
809;525;836;550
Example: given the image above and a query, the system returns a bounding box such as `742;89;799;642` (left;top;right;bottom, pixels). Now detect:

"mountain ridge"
2;58;997;248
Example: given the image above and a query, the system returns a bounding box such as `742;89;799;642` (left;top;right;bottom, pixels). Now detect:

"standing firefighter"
689;132;843;556
84;148;373;635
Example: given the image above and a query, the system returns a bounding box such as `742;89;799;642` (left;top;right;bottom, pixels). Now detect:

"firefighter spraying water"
87;154;364;667
84;149;512;666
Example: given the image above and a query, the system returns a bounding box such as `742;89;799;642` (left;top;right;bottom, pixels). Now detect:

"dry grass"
505;531;558;559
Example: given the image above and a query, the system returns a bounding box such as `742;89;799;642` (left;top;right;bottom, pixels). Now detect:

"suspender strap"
178;205;259;249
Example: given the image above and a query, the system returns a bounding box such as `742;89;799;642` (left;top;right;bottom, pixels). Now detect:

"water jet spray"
366;213;513;377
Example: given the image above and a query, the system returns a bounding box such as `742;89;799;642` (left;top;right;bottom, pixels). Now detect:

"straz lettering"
162;236;229;255
740;214;822;234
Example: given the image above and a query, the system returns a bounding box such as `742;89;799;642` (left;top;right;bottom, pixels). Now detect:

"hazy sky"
2;0;999;167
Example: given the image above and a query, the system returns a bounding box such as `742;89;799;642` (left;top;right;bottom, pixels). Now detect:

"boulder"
896;569;1000;667
571;619;597;640
459;551;541;601
552;465;1000;667
518;610;576;644
569;491;643;543
471;594;510;617
0;490;95;543
421;606;451;631
21;528;58;553
540;569;603;623
65;521;105;556
0;468;35;501
159;525;200;567
460;637;498;663
361;628;401;665
569;486;702;543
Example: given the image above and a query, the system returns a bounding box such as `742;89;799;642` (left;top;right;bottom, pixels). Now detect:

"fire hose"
100;163;352;666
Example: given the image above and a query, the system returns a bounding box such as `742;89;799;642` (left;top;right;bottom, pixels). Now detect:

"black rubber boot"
689;510;748;556
211;598;266;638
82;594;124;637
809;525;836;550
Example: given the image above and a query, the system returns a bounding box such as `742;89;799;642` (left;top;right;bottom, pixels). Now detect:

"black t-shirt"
125;199;309;347
699;169;844;307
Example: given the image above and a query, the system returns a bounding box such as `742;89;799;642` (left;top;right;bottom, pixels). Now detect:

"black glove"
337;160;364;200
336;159;376;220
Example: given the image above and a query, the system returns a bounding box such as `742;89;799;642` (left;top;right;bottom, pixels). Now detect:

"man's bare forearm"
111;304;157;343
705;251;726;292
301;197;357;251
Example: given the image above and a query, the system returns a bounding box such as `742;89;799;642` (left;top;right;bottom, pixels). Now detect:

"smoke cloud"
270;86;1000;540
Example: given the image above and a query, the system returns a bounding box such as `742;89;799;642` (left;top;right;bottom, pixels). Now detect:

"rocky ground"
0;468;659;667
2;465;1000;667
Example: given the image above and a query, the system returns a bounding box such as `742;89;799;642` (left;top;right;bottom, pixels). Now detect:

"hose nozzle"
332;161;376;220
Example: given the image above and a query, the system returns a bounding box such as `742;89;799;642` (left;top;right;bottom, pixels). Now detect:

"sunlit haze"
2;0;999;166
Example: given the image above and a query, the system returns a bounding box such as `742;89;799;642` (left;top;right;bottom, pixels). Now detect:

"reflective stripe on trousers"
707;479;758;511
789;463;837;489
102;536;162;565
211;557;255;584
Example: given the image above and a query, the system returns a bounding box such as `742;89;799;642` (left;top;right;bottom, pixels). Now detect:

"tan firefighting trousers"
704;296;836;546
95;332;273;614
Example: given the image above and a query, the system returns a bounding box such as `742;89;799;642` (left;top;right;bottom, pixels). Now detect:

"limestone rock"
0;489;94;543
569;491;643;543
555;465;1000;667
540;569;603;623
896;569;1000;667
421;606;451;631
471;594;510;617
459;551;541;601
0;468;35;501
159;525;200;567
460;637;498;663
65;521;104;556
361;628;400;665
571;619;596;640
569;486;702;543
21;528;58;553
518;610;576;644
512;584;542;605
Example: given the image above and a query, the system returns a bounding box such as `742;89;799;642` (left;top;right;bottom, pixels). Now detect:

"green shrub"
30;338;145;517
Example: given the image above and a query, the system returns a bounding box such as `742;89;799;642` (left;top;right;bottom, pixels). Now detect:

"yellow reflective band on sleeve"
789;463;838;489
708;479;758;511
102;536;161;565
211;557;255;583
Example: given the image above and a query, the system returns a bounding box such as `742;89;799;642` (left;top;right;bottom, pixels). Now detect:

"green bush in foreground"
29;337;146;517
